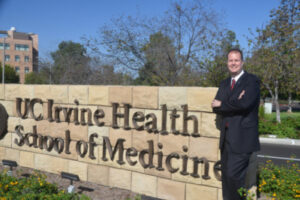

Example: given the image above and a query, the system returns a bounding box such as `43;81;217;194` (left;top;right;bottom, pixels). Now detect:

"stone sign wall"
0;84;222;200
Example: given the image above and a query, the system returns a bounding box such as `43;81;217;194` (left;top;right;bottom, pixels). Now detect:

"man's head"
227;48;243;77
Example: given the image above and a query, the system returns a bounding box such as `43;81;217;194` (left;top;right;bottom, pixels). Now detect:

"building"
0;27;38;83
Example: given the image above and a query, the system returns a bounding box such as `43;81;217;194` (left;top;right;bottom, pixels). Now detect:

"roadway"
257;142;300;166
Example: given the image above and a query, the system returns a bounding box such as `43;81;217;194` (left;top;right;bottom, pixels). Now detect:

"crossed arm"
212;78;260;114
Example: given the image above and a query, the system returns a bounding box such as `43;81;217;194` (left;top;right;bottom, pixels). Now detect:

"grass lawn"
264;112;300;121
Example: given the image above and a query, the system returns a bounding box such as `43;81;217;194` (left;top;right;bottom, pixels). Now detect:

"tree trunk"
287;91;292;113
274;80;281;123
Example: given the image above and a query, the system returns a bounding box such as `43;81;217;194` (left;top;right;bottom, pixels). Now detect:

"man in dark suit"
211;48;260;200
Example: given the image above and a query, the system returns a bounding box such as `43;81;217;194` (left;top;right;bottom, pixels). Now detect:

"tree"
25;72;47;84
84;0;223;86
248;0;299;122
50;41;92;84
0;64;19;83
203;30;240;87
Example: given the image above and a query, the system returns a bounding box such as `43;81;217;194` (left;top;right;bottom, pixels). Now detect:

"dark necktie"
231;79;236;90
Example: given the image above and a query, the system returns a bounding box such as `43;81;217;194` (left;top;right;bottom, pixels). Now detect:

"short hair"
227;48;243;61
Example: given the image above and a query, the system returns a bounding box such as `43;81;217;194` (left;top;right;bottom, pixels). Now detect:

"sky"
0;0;280;59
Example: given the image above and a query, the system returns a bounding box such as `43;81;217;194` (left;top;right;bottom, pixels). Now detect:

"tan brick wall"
0;84;222;200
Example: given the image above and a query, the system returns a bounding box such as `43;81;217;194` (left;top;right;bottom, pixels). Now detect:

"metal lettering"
132;111;145;130
145;113;158;133
166;153;180;173
93;109;105;126
126;147;138;166
16;98;30;119
102;136;125;165
29;98;43;121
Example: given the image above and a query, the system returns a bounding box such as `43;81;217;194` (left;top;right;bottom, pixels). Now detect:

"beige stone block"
109;167;131;190
49;122;68;138
187;87;218;112
88;126;109;145
49;85;69;104
4;148;20;163
33;85;51;100
159;134;189;155
19;85;34;99
5;84;20;100
0;147;5;158
201;113;220;138
132;87;158;109
157;178;185;200
88;164;109;186
189;137;219;161
132;130;158;152
69;160;88;181
109;128;132;149
0;132;12;147
132;172;157;197
159;87;187;110
218;188;223;200
0;100;13;116
109;86;132;104
0;85;4;100
20;118;36;133
35;154;68;174
36;120;51;135
67;123;88;141
186;184;218;200
8;117;20;132
171;156;202;185
19;151;34;168
88;86;109;106
202;161;222;188
144;155;172;179
69;85;88;105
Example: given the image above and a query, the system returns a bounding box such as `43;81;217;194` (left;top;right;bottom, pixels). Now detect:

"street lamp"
0;31;8;84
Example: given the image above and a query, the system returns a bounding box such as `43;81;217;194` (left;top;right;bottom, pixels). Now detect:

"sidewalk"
259;137;300;146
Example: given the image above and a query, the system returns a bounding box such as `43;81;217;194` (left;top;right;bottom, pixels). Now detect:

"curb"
259;137;300;146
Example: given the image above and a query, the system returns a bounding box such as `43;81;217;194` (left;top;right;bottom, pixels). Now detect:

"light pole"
2;37;5;84
0;31;8;84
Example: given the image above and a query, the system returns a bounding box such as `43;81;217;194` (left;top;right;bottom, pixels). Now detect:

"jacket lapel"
232;71;248;92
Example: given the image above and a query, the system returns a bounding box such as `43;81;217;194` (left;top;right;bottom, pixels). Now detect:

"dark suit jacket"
213;71;260;153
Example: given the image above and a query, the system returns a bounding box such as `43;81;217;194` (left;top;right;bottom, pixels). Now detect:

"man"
211;48;260;200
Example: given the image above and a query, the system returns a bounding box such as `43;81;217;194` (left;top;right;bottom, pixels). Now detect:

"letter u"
16;98;30;119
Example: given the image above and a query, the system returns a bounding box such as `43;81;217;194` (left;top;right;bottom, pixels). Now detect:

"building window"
0;43;10;50
24;56;29;62
15;44;29;51
15;66;20;73
15;55;20;62
4;55;10;61
25;67;30;73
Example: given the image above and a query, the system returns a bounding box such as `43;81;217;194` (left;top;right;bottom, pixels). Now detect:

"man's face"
227;51;243;76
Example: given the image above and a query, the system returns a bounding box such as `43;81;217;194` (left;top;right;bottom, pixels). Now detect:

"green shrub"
258;105;265;119
259;115;300;139
258;160;300;200
0;170;90;200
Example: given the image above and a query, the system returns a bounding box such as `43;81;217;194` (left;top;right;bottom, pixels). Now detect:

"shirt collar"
232;70;244;83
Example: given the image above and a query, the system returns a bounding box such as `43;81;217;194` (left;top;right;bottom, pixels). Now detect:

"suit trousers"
221;139;252;200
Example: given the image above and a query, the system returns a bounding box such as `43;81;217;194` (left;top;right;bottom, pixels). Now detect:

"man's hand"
238;90;245;100
211;99;222;108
